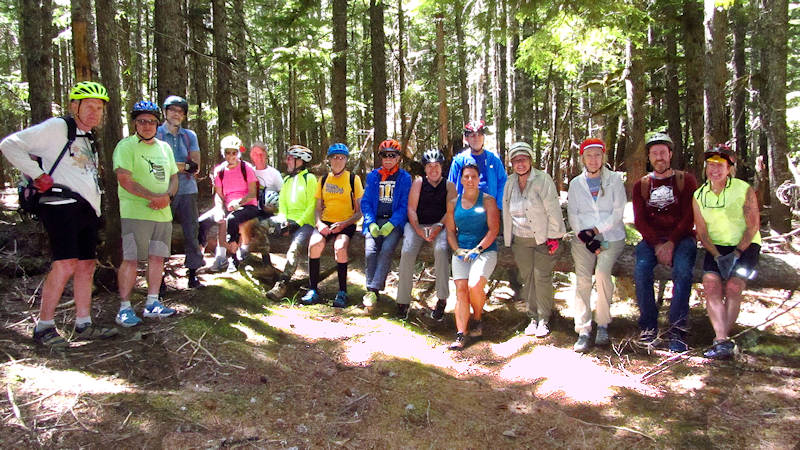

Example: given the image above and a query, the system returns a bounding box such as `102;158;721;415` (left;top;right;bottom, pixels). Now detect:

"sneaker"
332;290;348;308
33;327;68;348
362;291;377;308
431;299;446;322
638;329;660;346
573;333;591;353
143;300;176;318
523;318;538;336
595;326;610;346
237;247;250;261
300;289;320;305
669;337;688;353
396;303;409;319
226;256;239;273
188;275;202;289
469;320;483;338
534;320;550;338
448;332;466;350
209;256;228;272
116;308;142;328
267;280;288;301
74;323;119;341
703;339;735;360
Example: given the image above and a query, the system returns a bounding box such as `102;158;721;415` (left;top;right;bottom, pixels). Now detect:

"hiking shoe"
226;256;239;273
704;339;735;360
534;320;550;338
448;332;466;350
300;289;320;305
523;318;538;336
595;326;610;346
396;303;409;319
431;299;446;322
638;329;660;346
332;290;348;308
267;280;288;301
669;337;688;353
143;300;176;318
188;275;202;289
209;256;228;272
33;327;68;348
469;320;483;338
573;333;591;353
362;291;377;308
74;323;119;341
116;308;142;328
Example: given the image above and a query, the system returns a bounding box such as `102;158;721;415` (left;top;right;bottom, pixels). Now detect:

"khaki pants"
511;236;557;322
570;239;625;334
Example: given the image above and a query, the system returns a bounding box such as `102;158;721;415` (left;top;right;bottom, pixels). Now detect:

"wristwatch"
476;245;484;253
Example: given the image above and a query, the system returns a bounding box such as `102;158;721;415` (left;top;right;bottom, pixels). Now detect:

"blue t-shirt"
472;150;489;194
157;124;199;195
454;191;497;251
587;176;602;201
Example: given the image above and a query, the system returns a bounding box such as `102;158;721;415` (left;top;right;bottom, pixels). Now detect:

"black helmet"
421;148;445;165
704;144;735;165
163;95;188;114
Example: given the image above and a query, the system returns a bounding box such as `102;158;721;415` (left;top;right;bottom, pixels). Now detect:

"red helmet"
464;119;488;135
579;138;606;155
378;139;401;152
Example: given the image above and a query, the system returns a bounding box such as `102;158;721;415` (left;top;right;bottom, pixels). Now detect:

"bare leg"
308;231;326;258
147;256;165;296
723;278;746;333
39;259;78;321
333;234;350;263
72;259;97;318
468;277;488;322
117;259;139;301
703;273;728;340
454;279;470;334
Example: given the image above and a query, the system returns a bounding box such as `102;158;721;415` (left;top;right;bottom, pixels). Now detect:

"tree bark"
664;2;684;169
188;0;211;180
435;12;449;155
397;0;406;142
71;0;95;82
731;0;748;177
213;0;233;136
624;39;646;196
496;0;508;162
331;0;348;143
19;0;54;124
703;0;729;148
454;0;469;127
154;0;187;100
230;0;250;143
683;0;705;178
370;0;387;163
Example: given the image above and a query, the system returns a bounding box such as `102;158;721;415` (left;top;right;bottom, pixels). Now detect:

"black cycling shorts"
703;243;760;280
39;199;99;261
321;220;356;238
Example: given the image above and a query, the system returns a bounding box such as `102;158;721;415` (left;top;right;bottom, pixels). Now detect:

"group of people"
0;82;761;361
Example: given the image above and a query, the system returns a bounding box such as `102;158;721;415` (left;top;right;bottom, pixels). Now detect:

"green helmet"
645;132;674;151
69;81;110;102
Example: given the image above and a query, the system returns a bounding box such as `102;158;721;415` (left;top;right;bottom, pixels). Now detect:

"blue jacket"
448;148;508;209
360;168;412;235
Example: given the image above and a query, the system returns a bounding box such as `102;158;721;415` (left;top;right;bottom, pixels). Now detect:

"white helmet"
220;135;243;158
263;190;280;209
287;144;313;162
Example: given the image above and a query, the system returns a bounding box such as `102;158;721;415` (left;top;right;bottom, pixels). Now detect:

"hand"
184;159;199;174
455;248;471;261
715;252;739;280
655;241;675;266
329;222;345;233
546;238;560;255
427;225;442;242
464;246;482;262
586;239;602;254
369;223;381;237
317;222;331;236
379;222;394;237
148;194;170;210
577;228;596;244
227;198;241;211
32;174;54;193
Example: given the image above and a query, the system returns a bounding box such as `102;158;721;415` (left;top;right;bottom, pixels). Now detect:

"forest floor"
1;213;800;448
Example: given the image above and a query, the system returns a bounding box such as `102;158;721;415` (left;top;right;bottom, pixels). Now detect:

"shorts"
39;199;99;261
451;250;498;284
322;220;356;238
121;218;172;261
703;243;760;280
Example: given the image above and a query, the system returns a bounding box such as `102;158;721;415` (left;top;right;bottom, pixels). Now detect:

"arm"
595;172;626;235
406;177;426;238
389;171;411;228
444;197;459;251
0;119;61;180
360;171;377;229
541;174;566;239
736;187;760;253
632;179;659;246
494;157;508;207
302;174;318;226
116;168;171;210
668;174;698;244
566;180;581;233
314;197;330;235
477;195;500;250
693;197;719;257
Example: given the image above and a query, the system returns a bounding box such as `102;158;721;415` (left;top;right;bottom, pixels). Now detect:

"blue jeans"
634;236;697;333
364;226;403;291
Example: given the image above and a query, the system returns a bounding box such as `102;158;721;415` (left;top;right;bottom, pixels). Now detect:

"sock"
309;258;320;290
337;262;348;292
75;316;92;330
35;319;55;332
146;294;159;306
215;246;226;259
119;301;132;311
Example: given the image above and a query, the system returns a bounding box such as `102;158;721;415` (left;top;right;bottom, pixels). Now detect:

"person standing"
396;149;456;320
448;120;507;209
156;95;203;288
360;139;412;313
632;132;698;352
567;138;626;353
502;142;565;338
113;101;179;327
0;81;118;346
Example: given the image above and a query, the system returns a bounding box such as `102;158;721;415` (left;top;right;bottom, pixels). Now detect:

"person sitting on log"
266;145;318;301
567;138;626;353
360;139;412;314
693;144;761;360
300;143;364;307
236;142;282;262
396;148;456;321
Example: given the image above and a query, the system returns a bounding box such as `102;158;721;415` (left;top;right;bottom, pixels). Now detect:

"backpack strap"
640;174;650;201
349;172;356;209
44;117;79;177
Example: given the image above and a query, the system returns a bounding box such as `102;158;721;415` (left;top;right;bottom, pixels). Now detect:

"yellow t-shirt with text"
316;170;364;223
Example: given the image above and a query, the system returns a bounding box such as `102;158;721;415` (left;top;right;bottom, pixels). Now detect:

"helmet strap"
136;130;157;142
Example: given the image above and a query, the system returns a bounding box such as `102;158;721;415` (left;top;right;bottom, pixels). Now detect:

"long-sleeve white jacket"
566;167;627;242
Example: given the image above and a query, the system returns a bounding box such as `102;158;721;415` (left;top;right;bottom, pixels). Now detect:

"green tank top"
694;177;761;246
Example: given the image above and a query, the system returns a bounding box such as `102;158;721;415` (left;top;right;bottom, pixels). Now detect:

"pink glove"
33;174;54;193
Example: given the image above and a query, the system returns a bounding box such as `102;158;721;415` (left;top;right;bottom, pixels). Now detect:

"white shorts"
451;250;497;285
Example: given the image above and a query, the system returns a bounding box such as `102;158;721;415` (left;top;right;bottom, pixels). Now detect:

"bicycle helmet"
327;143;349;157
704;144;735;165
163;95;189;114
464;119;488;135
579;138;606;155
69;81;109;102
220;135;244;151
645;132;674;151
421;148;445;165
508;142;533;161
131;100;161;121
263;190;280;209
378;139;401;152
287;144;313;162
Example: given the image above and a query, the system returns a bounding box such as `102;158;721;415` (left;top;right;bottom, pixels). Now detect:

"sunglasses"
224;149;239;155
380;152;399;159
135;119;158;126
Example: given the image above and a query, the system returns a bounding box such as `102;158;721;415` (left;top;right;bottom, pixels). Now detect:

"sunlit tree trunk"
624;40;646;196
20;0;53;123
435;12;449;155
703;0;729;148
496;0;508;161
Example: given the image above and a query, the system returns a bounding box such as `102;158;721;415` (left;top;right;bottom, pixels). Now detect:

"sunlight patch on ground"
672;374;706;394
230;321;275;345
4;363;133;396
496;345;657;403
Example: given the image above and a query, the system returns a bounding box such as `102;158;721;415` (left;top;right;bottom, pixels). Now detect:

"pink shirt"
214;162;258;207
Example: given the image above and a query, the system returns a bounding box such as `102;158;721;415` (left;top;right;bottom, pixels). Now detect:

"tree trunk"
624;40;646;196
435;12;449;155
703;0;729;148
496;0;508;162
188;0;211;181
230;0;250;143
51;42;62;114
683;0;705;178
397;0;406;142
370;0;387;163
213;0;233;136
154;0;187;100
664;3;684;169
760;0;791;233
19;0;54;124
331;0;348;143
454;0;469;127
731;0;748;178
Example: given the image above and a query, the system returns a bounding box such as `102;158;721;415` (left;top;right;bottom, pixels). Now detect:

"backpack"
640;170;685;202
18;116;85;220
217;161;248;197
320;171;356;209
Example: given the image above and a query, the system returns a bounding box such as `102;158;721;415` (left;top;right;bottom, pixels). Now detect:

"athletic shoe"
638;329;660;346
469;320;483;338
396;303;409;319
431;299;446;322
703;339;735;360
332;290;348;308
300;289;320;305
74;323;119;341
669;337;688;353
573;333;591;353
448;332;466;350
209;256;228;272
362;291;377;308
226;256;239;273
116;308;142;327
143;300;176;318
595;326;610;346
534;320;550;338
523;318;538;336
237;247;250;261
266;280;288;301
188;275;202;289
33;327;68;348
